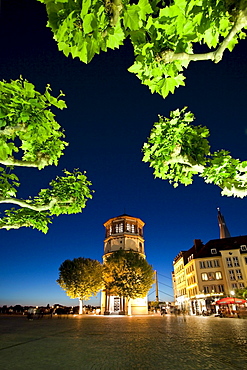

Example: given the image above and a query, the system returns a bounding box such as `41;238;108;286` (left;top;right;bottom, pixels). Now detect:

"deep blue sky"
1;0;247;307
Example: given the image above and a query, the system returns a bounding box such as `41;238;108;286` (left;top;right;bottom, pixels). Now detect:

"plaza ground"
1;314;247;369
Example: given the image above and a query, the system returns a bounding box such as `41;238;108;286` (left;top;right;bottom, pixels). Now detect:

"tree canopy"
235;286;247;299
143;107;247;198
57;257;104;310
0;77;93;233
38;0;247;98
37;0;247;197
103;250;154;299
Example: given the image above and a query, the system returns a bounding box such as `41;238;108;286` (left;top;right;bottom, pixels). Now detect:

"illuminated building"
172;210;247;314
100;214;148;315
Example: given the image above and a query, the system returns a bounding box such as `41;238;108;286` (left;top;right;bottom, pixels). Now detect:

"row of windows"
186;265;194;274
174;264;184;274
176;275;185;284
177;288;186;297
110;223;136;234
203;285;224;294
201;271;222;281
187;275;196;286
231;282;245;289
107;223;144;236
177;282;245;297
188;287;198;297
228;269;243;280
200;260;220;269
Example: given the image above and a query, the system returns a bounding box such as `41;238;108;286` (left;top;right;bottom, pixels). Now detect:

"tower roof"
103;214;145;227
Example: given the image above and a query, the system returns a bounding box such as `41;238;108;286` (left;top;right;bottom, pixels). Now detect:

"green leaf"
124;5;141;31
138;0;153;21
83;13;95;34
81;0;91;18
106;23;125;49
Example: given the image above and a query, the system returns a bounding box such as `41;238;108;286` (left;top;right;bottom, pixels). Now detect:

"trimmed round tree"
57;257;103;314
103;250;154;314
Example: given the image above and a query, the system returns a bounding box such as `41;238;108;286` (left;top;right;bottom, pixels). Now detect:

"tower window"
127;223;131;232
119;223;123;233
139;243;142;253
131;224;135;233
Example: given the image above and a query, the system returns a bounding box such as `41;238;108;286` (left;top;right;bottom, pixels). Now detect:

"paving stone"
0;315;247;369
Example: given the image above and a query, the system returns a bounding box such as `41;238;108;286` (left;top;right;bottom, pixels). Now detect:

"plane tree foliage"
0;77;93;233
142;107;247;198
235;286;247;298
38;0;247;198
57;257;104;313
38;0;247;98
103;250;154;300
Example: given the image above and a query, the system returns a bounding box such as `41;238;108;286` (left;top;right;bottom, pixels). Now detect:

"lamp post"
230;290;236;315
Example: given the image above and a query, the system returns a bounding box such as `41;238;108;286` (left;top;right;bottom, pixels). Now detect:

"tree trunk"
120;296;122;312
127;297;132;316
79;299;83;314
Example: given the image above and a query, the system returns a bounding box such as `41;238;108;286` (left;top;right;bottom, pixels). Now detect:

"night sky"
1;0;247;307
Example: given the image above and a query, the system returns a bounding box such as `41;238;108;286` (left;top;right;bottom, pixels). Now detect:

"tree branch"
165;154;205;173
0;125;26;136
110;0;123;26
0;197;57;211
0;223;29;230
0;156;49;168
158;7;247;64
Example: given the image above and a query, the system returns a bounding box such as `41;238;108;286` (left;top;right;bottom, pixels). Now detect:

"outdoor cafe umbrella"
216;297;246;305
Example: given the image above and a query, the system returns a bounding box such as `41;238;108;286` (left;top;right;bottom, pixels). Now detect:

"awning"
216;297;246;305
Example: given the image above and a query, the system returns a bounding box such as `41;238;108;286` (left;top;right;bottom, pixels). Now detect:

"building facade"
172;210;247;314
173;236;247;314
101;214;149;315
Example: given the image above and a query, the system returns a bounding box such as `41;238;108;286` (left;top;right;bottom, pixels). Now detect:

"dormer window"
188;254;194;262
240;245;247;251
211;248;217;255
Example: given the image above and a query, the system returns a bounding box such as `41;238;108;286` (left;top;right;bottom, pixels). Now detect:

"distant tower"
101;214;148;315
217;208;231;239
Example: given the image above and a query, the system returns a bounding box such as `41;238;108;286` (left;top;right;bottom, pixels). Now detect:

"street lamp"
230;290;237;315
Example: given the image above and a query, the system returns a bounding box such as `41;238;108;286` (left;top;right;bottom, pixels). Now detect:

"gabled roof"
183;235;247;263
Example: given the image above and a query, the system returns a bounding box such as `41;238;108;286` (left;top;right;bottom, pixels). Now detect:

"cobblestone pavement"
1;314;247;370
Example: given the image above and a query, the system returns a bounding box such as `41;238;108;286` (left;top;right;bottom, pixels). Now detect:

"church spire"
217;208;231;239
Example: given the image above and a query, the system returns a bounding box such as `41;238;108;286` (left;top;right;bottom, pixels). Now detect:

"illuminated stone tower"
101;214;148;315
